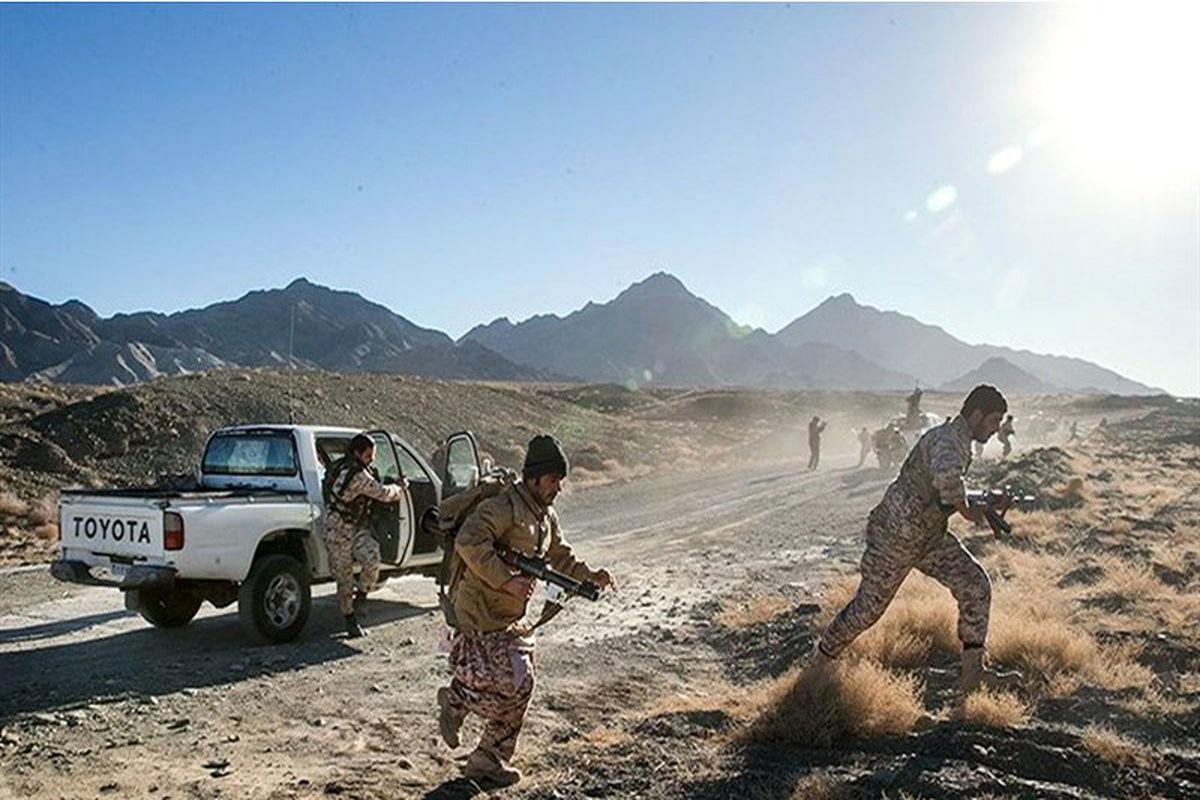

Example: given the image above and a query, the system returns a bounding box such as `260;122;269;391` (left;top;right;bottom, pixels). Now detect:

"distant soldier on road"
437;435;615;787
905;384;924;428
1067;420;1079;442
814;385;1018;692
323;433;407;638
807;416;827;471
856;426;872;468
998;414;1015;459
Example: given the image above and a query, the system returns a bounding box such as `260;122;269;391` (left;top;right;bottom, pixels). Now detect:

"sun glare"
1035;2;1200;183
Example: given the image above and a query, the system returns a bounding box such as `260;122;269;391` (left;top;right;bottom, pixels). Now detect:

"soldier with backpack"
435;434;614;787
323;433;407;638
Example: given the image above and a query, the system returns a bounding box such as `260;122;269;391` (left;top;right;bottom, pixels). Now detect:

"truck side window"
395;445;432;484
369;434;402;484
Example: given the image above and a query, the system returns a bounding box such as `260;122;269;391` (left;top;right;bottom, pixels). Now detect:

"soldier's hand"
958;503;985;526
592;569;616;592
501;574;535;600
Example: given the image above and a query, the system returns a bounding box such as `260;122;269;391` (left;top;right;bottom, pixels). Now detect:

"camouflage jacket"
874;414;972;528
452;482;595;635
327;459;404;528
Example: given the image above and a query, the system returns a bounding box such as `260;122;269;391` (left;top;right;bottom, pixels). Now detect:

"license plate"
89;562;131;582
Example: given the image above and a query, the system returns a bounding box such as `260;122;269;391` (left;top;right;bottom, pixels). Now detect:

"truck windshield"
202;432;298;476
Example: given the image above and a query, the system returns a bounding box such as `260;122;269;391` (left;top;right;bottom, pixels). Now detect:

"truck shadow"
0;596;435;722
0;609;129;644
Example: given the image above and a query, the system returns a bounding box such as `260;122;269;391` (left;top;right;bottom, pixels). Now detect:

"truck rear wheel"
137;589;202;629
238;554;311;643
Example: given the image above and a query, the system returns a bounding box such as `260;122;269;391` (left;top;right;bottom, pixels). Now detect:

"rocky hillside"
463;273;914;390
776;293;1157;394
1;280;553;385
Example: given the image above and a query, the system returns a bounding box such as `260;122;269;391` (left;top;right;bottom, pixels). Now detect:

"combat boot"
462;749;522;787
353;589;368;611
344;613;367;639
959;647;1020;693
436;687;463;748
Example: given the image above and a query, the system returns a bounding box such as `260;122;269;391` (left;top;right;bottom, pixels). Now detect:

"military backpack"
422;467;518;629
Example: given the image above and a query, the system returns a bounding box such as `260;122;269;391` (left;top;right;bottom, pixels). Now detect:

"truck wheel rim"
264;574;300;628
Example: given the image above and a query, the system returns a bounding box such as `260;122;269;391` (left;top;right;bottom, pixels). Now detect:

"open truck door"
438;431;481;499
366;430;414;564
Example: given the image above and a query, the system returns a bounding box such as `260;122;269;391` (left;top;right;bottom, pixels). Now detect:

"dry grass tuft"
989;612;1098;686
0;491;29;518
1060;477;1085;503
33;523;59;542
959;688;1027;728
815;574;959;669
717;594;794;628
27;494;57;526
747;660;924;748
1080;724;1157;768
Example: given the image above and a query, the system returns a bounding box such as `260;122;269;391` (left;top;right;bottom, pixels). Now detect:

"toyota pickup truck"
51;425;483;642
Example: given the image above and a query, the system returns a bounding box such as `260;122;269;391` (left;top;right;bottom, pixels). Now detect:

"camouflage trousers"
446;631;535;761
324;515;380;616
819;510;992;658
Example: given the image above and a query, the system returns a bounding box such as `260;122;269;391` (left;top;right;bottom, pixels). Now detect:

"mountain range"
0;274;1158;394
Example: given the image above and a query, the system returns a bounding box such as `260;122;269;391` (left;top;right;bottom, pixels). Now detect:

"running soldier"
324;433;406;638
437;435;615;786
814;385;1018;692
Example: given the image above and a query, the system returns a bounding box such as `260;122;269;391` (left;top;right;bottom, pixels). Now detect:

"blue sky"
1;3;1196;395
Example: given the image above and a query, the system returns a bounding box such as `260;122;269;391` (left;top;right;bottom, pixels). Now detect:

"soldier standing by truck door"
436;435;614;787
807;416;827;471
323;433;407;638
814;385;1018;692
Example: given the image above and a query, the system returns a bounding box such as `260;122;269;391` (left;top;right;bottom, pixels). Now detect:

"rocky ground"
1;375;1195;800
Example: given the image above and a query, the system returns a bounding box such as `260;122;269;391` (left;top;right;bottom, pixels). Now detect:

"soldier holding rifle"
436;435;614;786
814;385;1020;692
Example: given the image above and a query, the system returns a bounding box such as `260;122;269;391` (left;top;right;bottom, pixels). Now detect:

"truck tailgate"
59;501;165;560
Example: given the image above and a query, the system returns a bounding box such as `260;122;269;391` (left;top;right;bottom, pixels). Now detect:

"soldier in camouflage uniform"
324;434;407;638
815;385;1017;692
436;435;614;787
998;414;1015;459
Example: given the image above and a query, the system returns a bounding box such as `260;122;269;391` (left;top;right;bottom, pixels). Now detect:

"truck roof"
214;424;365;436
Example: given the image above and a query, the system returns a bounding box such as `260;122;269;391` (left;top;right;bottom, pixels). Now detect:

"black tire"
137;589;202;629
238;554;311;643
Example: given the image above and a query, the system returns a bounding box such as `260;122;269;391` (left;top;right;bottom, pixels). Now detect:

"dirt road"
0;453;879;799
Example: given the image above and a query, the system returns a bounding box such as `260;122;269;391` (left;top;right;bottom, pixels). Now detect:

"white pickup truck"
51;425;483;642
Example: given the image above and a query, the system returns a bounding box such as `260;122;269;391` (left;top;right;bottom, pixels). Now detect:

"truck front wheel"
137;589;202;629
238;554;312;643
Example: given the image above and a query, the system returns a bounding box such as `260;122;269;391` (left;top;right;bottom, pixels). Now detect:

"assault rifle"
966;488;1036;536
496;545;600;602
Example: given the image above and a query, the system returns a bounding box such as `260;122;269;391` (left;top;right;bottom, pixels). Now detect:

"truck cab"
52;424;482;643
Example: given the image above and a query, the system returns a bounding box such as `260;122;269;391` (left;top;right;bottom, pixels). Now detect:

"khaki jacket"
452;482;595;635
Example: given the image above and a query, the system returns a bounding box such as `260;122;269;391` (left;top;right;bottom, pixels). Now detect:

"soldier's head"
961;385;1007;443
523;434;569;506
349;434;375;466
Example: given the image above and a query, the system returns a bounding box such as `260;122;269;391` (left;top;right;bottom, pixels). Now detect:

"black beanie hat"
523;434;569;480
